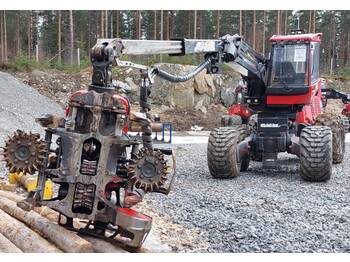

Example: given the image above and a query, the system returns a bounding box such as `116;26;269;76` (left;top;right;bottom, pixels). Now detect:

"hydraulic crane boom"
95;38;220;55
90;35;268;89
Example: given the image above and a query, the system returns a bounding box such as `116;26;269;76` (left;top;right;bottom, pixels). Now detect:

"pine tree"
69;10;74;65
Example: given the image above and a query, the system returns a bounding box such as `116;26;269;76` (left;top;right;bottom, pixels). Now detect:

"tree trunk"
110;11;113;38
100;11;104;38
57;11;62;64
252;10;256;49
216;10;220;38
0;197;93;253
105;10;108;38
0;209;61;252
69;10;74;65
169;11;174;39
198;11;202;39
3;11;7;62
263;11;266;55
16;13;20;56
187;11;191;38
160;10;163;40
153;11;157;40
340;28;345;66
0;11;3;62
239;10;243;36
284;10;288;34
348;31;350;66
276;10;281;34
243;10;247;37
135;11;139;39
115;11;120;38
138;11;141;39
0;233;22;253
166;11;170;40
308;10;312;33
312;11;316;33
27;11;32;58
329;11;336;73
194;10;197;39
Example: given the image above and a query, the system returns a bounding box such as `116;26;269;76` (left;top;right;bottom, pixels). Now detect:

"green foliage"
335;66;350;81
6;55;43;72
3;54;91;73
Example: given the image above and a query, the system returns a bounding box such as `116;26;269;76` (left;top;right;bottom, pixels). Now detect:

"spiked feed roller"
2;130;47;174
128;148;169;193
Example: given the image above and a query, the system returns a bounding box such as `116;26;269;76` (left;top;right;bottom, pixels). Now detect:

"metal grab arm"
323;88;350;103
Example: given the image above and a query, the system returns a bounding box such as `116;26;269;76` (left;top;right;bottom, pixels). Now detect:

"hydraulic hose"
154;58;212;83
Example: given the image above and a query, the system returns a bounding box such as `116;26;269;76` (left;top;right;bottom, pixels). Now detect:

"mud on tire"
315;113;345;164
299;126;332;182
207;125;249;178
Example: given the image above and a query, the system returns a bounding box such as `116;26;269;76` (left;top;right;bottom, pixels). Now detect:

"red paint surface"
65;89;89;117
342;104;350;115
113;94;130;133
117;208;152;221
270;33;322;42
295;81;323;124
266;91;312;105
228;104;252;119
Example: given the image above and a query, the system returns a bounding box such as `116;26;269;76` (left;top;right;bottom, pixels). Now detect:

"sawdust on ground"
135;201;210;252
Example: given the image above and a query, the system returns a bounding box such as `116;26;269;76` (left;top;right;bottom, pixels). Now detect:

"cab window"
270;43;308;87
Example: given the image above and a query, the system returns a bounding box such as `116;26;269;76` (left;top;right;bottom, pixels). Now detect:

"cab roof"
270;33;322;43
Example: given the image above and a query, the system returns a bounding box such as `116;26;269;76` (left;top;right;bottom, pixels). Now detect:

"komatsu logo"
260;123;280;128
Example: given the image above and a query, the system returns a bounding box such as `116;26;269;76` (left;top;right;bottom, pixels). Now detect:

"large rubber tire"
315;113;345;164
207;125;249;178
221;115;242;127
299;126;332;182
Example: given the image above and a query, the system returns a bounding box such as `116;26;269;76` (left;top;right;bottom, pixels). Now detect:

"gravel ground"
146;142;350;252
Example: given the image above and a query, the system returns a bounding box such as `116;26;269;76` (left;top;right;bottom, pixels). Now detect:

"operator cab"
266;31;322;106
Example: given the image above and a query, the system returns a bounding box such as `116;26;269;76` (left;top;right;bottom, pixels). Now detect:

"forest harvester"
210;30;350;182
1;27;350;248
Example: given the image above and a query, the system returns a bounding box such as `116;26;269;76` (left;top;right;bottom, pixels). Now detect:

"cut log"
82;236;128;253
0;182;17;192
0;197;93;253
0;191;79;226
0;232;22;253
0;209;61;252
34;206;59;222
0;190;59;221
0;190;24;202
0;191;131;253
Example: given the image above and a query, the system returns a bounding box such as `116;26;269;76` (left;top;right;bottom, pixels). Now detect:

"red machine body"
268;33;323;125
227;33;327;125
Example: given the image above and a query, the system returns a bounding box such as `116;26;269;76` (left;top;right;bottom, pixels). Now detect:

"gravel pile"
146;143;350;252
0;72;63;178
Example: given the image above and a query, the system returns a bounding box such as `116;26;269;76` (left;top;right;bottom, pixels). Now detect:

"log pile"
0;190;129;253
